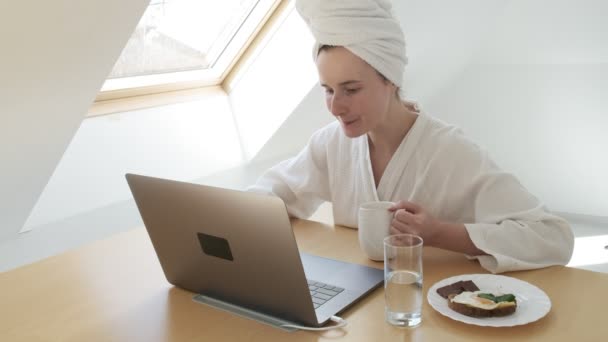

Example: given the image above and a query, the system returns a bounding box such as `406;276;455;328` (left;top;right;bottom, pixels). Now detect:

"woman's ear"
387;81;399;98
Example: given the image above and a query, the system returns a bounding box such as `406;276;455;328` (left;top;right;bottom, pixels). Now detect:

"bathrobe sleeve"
248;128;332;218
435;134;575;273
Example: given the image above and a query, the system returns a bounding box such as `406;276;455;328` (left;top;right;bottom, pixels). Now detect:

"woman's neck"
367;100;419;155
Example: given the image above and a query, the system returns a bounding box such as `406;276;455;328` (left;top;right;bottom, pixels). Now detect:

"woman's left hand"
389;200;442;245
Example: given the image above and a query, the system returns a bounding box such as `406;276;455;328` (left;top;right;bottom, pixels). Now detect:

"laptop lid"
126;173;319;325
126;173;383;327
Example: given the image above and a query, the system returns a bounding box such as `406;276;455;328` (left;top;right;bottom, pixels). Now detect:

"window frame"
92;0;286;107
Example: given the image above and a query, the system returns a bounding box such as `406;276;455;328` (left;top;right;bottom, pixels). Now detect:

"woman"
249;0;574;273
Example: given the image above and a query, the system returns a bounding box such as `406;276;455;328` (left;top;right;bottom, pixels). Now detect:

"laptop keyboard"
307;279;344;309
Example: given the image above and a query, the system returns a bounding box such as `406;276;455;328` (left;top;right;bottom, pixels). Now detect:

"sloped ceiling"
0;0;149;241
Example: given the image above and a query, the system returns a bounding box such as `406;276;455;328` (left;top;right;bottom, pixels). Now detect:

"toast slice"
447;293;517;318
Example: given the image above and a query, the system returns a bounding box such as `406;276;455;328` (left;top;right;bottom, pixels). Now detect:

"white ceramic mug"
358;201;395;261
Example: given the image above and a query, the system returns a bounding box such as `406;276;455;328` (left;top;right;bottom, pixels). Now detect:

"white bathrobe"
249;113;574;273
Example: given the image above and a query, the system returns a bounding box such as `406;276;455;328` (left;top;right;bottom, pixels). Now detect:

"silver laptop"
126;173;383;328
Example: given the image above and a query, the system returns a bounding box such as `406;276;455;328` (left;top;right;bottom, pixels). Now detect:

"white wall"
0;0;148;241
472;0;608;65
22;91;243;230
228;3;319;160
251;84;334;164
427;65;608;216
267;0;608;217
425;0;608;216
394;0;509;102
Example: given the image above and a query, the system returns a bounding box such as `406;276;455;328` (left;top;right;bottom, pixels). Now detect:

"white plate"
427;274;551;327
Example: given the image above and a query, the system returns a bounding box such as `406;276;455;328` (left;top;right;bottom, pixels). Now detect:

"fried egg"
451;291;499;310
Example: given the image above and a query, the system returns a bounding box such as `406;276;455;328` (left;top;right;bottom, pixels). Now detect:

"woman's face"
316;46;396;138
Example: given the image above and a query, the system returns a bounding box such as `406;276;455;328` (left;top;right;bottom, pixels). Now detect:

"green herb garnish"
477;293;516;303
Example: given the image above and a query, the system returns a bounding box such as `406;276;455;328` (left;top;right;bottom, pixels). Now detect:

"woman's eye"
345;88;360;95
324;88;334;95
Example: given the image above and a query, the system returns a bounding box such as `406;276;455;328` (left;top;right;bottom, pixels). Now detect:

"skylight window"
101;0;280;93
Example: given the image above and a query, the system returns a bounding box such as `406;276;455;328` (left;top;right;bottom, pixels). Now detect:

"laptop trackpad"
300;253;383;292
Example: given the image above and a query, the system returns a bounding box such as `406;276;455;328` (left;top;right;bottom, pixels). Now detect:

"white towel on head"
296;0;407;87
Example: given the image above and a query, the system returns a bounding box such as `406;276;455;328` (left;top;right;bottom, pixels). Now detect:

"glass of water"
384;234;423;327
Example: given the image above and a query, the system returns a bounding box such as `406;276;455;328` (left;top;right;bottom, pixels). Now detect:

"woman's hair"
317;44;402;99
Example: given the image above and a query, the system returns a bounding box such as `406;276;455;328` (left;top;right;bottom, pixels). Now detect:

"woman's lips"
342;118;359;126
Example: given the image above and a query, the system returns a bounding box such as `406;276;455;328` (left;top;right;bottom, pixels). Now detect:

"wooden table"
1;219;607;341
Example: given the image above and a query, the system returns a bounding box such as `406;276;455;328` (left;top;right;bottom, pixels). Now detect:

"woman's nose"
329;94;347;116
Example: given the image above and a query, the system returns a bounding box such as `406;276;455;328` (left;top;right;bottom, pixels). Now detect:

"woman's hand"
389;200;486;255
389;200;441;246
